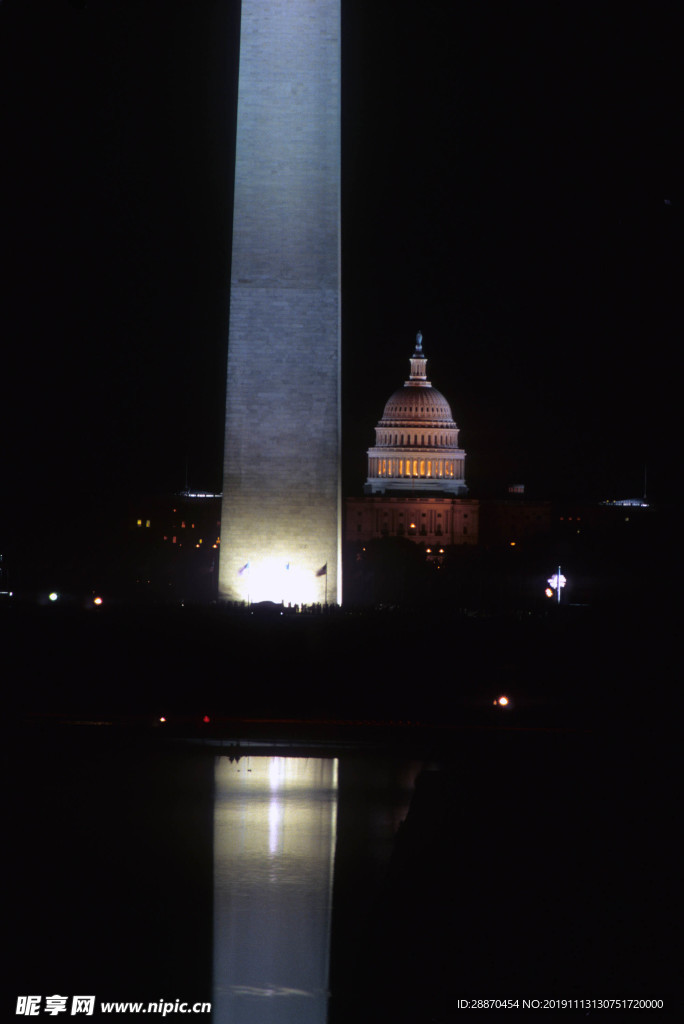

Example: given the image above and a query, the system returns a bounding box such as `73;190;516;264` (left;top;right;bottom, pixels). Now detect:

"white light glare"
241;558;319;605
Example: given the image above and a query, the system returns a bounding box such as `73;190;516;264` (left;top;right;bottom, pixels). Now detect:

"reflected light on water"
213;757;338;1024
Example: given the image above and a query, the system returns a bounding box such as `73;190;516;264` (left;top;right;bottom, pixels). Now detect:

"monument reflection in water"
213;756;339;1024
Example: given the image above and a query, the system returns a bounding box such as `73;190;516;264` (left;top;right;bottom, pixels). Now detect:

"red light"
203;715;210;724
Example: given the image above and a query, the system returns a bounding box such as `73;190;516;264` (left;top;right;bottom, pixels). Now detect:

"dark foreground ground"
2;595;678;727
3;600;680;1020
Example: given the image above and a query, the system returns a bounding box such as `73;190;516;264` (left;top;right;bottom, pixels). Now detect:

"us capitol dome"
364;332;468;496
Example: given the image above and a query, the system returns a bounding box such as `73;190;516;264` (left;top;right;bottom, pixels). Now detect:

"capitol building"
347;334;479;547
364;332;468;497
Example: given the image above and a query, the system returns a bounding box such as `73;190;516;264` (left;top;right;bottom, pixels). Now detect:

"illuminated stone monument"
220;0;341;604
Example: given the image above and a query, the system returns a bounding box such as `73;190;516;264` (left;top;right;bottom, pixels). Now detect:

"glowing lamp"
547;566;567;604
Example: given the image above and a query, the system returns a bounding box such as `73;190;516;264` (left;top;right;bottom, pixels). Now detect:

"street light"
546;565;567;604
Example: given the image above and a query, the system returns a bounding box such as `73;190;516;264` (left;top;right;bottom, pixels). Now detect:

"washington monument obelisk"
219;0;341;605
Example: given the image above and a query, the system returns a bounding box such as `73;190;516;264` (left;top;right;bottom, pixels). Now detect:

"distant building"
554;499;652;538
346;495;479;546
127;492;222;600
364;333;468;496
478;498;552;547
347;335;478;549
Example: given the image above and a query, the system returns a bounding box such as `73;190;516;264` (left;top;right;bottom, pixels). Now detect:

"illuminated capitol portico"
364;333;468;496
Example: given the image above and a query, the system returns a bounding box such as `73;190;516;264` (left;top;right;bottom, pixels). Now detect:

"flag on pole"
316;564;327;577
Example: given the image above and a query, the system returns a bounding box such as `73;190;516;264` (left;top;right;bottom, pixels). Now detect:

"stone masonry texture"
220;0;341;603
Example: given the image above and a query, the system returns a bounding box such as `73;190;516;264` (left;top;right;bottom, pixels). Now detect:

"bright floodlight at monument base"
234;559;328;607
219;0;341;605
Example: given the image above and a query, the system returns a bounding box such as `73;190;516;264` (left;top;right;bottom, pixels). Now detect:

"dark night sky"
1;0;679;568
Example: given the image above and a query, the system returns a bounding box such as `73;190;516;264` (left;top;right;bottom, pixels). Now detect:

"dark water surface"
7;724;677;1022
